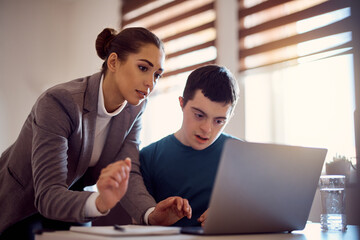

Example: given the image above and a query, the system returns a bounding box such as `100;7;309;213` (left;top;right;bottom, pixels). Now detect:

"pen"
114;225;125;231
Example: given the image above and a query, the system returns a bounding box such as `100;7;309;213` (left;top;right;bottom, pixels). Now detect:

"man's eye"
195;113;203;119
139;65;148;72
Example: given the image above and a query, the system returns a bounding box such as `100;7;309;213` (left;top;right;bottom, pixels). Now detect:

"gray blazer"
0;72;147;233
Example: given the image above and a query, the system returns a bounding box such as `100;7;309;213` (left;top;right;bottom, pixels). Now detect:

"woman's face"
108;43;165;107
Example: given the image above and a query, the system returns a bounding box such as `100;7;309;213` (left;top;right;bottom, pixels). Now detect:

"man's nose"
200;119;212;133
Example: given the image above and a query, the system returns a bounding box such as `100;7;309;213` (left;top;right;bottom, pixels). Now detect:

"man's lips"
196;135;209;142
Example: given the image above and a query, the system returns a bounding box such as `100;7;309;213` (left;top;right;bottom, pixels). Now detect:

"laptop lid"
199;139;326;235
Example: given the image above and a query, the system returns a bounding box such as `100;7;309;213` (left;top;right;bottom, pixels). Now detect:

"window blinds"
238;0;353;72
121;0;217;78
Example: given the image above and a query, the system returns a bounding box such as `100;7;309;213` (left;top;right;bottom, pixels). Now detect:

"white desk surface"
35;223;359;240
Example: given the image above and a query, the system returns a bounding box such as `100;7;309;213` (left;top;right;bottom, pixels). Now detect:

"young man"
121;65;240;227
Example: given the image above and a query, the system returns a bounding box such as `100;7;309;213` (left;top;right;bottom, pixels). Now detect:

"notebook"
181;139;327;235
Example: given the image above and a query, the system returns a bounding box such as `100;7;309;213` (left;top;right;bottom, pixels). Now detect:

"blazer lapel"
90;106;131;178
75;73;101;180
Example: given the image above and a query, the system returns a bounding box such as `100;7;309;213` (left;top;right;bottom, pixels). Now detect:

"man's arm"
120;163;157;224
121;135;192;225
148;196;192;225
198;209;209;227
118;108;157;224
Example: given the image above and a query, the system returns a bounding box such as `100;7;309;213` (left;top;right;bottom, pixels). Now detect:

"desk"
35;223;359;240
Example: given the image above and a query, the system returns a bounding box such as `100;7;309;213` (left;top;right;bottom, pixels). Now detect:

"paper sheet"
70;225;181;236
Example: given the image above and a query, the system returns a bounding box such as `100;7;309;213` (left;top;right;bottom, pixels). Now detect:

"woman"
0;27;165;239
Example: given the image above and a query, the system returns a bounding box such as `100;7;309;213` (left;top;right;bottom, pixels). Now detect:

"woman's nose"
144;76;155;89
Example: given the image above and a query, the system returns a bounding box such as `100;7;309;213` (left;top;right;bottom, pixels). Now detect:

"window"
121;0;216;146
238;0;357;168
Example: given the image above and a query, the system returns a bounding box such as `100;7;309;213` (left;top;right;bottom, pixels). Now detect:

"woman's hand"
148;196;192;226
95;158;131;213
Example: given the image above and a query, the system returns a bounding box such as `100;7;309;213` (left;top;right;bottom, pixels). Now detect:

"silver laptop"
181;139;327;235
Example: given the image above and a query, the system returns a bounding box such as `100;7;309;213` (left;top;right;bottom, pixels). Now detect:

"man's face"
176;89;232;150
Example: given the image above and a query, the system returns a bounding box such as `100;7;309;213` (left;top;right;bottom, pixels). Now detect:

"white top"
84;75;127;217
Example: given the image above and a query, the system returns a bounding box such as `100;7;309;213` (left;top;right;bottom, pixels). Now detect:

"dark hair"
182;65;239;110
95;27;164;74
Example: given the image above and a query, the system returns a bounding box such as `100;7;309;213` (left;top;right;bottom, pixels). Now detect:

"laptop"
181;139;327;235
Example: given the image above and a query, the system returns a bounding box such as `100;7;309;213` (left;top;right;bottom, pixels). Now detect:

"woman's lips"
136;89;147;98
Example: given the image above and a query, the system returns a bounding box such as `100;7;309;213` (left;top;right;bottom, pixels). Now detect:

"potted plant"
325;154;352;181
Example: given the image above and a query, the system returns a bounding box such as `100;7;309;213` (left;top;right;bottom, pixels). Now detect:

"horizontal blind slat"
162;21;215;43
238;0;293;18
239;0;350;39
147;2;214;31
163;60;216;78
122;0;187;27
167;40;215;59
122;0;157;15
239;44;353;72
239;17;351;58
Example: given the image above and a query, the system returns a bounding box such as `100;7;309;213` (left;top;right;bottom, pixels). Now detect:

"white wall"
215;0;245;140
0;0;119;152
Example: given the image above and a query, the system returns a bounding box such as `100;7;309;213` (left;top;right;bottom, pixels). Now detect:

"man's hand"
198;208;209;227
95;158;132;213
148;196;192;226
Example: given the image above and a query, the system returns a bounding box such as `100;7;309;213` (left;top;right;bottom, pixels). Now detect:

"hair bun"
95;28;117;60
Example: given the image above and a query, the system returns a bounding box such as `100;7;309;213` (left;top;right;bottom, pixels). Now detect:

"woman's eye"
139;65;148;72
154;73;162;80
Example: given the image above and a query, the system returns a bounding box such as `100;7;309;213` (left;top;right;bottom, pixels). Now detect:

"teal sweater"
140;133;236;226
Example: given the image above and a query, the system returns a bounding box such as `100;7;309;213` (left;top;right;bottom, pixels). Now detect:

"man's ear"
107;52;118;72
179;96;184;109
